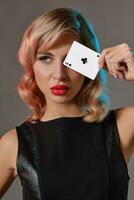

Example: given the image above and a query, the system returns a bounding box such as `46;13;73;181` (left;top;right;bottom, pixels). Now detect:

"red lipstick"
50;85;69;95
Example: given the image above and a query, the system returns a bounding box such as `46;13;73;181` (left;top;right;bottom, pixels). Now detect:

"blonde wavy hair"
17;7;111;123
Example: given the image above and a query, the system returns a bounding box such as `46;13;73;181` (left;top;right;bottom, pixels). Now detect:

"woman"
0;7;134;200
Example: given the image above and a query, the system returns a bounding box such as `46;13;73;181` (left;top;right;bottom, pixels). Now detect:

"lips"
50;85;69;95
50;85;69;90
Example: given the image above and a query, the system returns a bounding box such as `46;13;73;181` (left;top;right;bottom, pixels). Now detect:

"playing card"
63;41;100;80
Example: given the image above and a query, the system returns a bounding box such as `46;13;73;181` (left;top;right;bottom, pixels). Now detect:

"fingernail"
99;64;102;69
113;74;117;78
119;76;124;79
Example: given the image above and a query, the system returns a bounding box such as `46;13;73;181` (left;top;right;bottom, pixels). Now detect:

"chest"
35;126;110;199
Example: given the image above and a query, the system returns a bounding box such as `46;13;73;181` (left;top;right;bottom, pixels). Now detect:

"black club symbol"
81;57;88;64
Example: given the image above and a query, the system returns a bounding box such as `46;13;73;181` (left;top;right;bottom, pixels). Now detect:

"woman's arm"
98;43;134;163
0;129;18;199
115;106;134;163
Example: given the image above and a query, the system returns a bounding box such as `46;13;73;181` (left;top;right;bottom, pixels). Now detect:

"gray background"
0;0;134;199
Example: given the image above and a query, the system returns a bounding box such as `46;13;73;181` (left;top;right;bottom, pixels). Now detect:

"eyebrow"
37;52;54;56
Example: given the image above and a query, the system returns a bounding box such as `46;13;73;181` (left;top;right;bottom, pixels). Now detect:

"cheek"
34;67;43;84
76;76;85;91
33;64;48;89
68;69;85;86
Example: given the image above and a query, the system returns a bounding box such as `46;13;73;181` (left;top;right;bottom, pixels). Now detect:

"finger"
118;65;127;72
104;49;129;73
109;65;126;78
98;44;126;67
99;43;131;68
98;48;111;67
116;69;125;77
111;70;125;79
104;53;121;73
112;51;132;72
104;46;129;62
99;49;122;72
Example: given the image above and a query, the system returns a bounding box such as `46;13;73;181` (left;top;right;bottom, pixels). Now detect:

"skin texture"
99;43;134;80
0;37;134;198
33;34;86;121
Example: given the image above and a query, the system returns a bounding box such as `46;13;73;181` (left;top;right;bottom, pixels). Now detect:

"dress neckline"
36;115;85;124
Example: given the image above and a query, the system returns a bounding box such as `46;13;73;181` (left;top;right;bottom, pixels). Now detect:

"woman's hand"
98;43;134;81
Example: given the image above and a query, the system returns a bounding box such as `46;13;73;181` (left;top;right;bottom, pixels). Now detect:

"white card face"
63;41;100;80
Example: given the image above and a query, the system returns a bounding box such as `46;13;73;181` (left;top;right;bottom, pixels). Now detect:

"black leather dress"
16;109;130;200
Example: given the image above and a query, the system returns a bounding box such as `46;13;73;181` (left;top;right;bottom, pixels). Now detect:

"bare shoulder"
0;128;18;197
0;128;17;145
0;128;18;177
114;106;134;163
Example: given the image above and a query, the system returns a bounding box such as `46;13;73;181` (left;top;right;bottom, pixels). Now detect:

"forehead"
38;33;80;54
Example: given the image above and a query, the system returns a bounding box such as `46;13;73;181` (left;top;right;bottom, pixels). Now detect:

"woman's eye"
38;56;51;63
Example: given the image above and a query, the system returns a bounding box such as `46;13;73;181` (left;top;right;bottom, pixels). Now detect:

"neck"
41;102;86;121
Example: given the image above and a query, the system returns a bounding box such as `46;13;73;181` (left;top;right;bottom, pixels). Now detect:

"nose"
53;60;68;81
